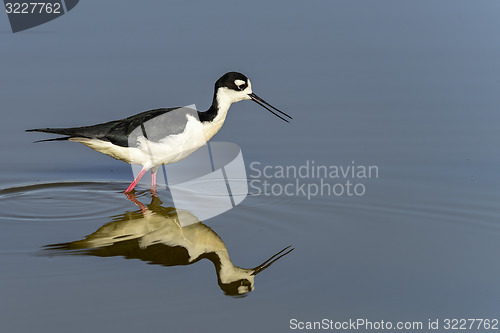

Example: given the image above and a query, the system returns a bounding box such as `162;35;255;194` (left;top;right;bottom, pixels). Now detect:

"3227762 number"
443;319;499;330
5;2;61;14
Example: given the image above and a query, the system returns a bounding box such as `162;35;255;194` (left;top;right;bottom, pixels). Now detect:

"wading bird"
27;72;291;192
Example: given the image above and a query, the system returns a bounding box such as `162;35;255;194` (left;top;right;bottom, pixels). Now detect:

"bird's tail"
26;128;77;143
26;127;78;135
33;137;72;143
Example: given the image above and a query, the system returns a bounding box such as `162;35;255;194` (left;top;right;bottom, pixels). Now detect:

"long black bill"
249;93;292;123
251;246;294;276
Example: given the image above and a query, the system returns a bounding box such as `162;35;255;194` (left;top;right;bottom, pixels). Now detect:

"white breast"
71;111;229;169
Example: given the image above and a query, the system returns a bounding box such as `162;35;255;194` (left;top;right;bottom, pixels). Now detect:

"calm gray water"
2;1;500;332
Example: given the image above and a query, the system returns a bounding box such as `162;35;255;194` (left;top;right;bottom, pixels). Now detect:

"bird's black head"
213;72;292;122
215;72;250;91
218;278;253;297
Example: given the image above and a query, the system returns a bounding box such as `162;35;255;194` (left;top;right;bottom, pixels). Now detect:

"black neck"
200;251;223;278
197;90;219;123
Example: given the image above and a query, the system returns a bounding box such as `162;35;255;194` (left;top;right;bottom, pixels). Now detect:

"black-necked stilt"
44;195;294;296
27;72;292;192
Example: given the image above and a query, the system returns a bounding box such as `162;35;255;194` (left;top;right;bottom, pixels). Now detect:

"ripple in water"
0;182;136;222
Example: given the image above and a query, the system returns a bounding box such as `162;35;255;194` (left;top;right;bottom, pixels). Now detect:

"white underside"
71;111;228;170
71;82;253;171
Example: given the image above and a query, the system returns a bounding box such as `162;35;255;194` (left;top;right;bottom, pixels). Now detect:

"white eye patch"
234;79;246;88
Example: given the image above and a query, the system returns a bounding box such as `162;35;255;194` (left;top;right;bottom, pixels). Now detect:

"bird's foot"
125;191;148;213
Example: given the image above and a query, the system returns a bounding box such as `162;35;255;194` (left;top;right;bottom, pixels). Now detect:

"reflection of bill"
130;105;248;224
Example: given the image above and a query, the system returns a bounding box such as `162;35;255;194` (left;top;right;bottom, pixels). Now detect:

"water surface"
2;1;500;332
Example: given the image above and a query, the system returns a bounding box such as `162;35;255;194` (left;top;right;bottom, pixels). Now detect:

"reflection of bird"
27;72;292;192
44;194;293;296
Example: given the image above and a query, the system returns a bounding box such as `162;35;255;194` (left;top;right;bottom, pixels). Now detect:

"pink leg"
150;169;158;195
124;166;148;193
125;192;148;213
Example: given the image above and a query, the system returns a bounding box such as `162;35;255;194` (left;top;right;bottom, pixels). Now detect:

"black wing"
27;107;199;147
